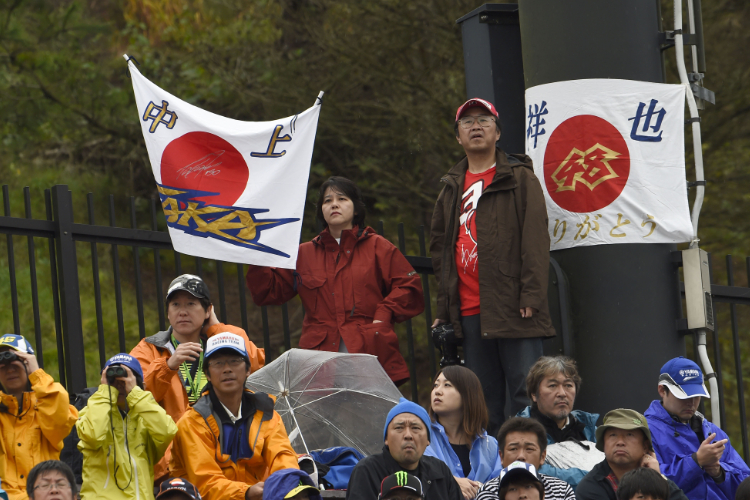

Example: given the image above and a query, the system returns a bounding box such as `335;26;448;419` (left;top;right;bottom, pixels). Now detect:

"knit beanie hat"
383;397;431;442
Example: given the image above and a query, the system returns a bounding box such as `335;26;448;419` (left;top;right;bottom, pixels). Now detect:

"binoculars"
0;351;20;365
106;365;128;384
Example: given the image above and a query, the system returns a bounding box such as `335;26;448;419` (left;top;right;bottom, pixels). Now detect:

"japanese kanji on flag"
124;54;322;268
525;79;692;250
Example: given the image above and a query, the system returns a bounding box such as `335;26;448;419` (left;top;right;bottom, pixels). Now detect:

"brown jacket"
430;148;555;339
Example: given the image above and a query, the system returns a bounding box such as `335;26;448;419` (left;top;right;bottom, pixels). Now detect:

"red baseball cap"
455;98;499;122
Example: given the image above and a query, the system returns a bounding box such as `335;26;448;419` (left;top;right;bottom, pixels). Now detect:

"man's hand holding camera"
101;365;137;396
167;342;203;371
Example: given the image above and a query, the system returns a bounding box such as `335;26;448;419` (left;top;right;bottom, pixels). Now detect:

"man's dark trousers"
461;314;543;436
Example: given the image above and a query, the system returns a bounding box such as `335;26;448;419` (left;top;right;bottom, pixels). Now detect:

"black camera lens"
0;351;19;365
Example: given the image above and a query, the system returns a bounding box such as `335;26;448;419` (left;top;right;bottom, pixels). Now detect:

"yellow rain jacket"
169;389;298;500
0;369;77;500
77;385;177;500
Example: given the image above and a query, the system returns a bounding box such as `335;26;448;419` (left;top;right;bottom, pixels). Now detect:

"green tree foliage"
1;0;476;236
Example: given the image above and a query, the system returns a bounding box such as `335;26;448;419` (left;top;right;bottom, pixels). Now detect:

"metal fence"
0;184;748;459
0;184;571;403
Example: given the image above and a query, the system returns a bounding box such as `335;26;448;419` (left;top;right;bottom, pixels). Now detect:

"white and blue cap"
103;353;144;380
659;356;710;399
498;462;542;490
0;334;35;354
205;333;248;361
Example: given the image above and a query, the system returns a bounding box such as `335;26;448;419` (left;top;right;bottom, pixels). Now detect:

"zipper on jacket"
440;176;459;302
122;414;137;498
132;453;139;500
104;445;111;489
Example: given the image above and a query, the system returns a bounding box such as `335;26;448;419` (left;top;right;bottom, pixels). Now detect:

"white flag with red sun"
525;79;692;250
125;55;322;268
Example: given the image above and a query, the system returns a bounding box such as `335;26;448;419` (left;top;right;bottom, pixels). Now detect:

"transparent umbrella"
245;349;403;457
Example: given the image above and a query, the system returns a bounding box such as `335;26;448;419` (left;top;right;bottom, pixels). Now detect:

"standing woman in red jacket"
246;176;424;385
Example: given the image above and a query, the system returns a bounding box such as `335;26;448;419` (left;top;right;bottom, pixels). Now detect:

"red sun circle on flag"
160;131;249;206
543;115;630;213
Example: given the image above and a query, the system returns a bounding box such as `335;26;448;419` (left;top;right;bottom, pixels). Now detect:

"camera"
106;365;128;384
0;351;19;365
431;323;464;368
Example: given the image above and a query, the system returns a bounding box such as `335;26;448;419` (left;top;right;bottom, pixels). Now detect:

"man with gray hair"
518;355;600;488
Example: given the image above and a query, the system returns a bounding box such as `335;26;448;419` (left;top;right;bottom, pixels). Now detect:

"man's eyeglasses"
208;358;246;369
458;116;496;129
34;481;72;491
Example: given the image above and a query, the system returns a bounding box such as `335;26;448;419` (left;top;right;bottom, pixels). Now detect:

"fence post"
51;185;87;392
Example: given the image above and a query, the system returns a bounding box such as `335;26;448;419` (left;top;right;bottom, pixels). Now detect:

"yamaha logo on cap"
110;354;134;364
205;332;247;359
678;368;701;381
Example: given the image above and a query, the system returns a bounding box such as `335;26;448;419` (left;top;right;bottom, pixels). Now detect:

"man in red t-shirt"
430;98;555;435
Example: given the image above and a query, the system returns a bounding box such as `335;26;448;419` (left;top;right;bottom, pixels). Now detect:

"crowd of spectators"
2;96;750;500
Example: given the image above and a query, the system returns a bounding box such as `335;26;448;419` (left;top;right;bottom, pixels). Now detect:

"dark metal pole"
517;0;685;417
457;4;526;153
51;185;87;392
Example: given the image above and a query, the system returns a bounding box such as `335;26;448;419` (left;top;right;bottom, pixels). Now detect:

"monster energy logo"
394;471;408;487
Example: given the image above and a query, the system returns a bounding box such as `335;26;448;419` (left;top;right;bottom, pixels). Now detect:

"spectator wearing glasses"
169;333;298;500
430;98;555;435
26;461;78;500
0;334;77;500
130;274;265;483
246;176;424;386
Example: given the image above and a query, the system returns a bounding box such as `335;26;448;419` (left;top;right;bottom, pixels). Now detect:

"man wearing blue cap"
346;398;461;500
0;334;77;500
76;353;178;500
262;469;321;500
645;356;750;500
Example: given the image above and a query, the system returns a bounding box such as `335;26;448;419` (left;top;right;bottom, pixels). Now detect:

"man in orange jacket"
130;274;265;483
169;332;298;500
0;334;78;500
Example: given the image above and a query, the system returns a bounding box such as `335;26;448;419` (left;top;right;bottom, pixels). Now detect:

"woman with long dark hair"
425;365;502;499
246;176;424;384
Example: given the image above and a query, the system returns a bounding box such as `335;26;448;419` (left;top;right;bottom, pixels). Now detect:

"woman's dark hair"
616;468;669;500
27;460;78;499
428;365;489;440
498;477;544;500
315;176;366;230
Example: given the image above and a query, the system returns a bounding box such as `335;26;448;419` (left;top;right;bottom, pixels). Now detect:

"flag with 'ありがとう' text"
124;54;323;269
525;79;692;250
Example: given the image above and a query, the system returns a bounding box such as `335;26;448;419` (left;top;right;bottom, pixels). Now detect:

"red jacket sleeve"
373;239;425;324
245;265;297;306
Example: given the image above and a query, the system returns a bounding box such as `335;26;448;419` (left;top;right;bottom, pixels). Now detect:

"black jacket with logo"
346;445;461;500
